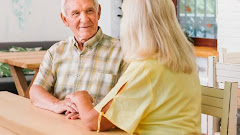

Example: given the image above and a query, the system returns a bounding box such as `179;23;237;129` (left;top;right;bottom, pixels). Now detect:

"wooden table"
0;126;16;135
0;91;128;135
0;51;46;98
194;46;218;58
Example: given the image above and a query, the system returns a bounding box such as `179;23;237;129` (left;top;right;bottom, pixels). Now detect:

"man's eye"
86;9;94;14
73;12;80;16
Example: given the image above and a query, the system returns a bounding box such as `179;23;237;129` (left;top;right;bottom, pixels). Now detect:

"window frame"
173;0;217;47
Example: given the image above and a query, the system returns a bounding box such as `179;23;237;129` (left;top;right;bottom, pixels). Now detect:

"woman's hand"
66;91;94;116
64;91;93;120
66;91;93;104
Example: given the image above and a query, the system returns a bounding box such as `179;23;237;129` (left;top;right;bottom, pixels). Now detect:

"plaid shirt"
34;28;127;104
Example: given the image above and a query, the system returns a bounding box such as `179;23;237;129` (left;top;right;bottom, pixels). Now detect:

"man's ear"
98;5;101;20
60;13;69;27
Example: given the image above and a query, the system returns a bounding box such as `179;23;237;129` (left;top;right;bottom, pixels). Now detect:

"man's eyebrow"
85;7;95;10
70;9;79;14
68;6;96;15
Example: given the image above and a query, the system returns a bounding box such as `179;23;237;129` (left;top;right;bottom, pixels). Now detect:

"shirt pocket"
89;72;116;104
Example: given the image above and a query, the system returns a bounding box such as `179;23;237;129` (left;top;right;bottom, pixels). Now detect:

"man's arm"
29;84;77;114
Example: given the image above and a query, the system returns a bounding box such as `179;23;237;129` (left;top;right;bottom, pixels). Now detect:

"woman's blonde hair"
120;0;196;73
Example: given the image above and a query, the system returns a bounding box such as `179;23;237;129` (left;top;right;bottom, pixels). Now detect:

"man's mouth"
80;26;91;28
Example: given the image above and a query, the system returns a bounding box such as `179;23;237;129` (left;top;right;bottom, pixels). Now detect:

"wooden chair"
198;56;218;87
217;48;240;89
219;48;240;64
201;82;238;135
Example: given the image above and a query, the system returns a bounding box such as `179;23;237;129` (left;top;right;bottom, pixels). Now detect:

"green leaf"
0;50;9;52
9;46;27;52
0;64;11;77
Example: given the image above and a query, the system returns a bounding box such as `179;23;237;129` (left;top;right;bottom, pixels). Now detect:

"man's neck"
75;38;86;51
74;29;99;51
78;42;84;51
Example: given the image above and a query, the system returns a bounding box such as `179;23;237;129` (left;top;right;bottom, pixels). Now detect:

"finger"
64;100;74;107
64;102;78;112
70;104;78;112
65;94;72;99
65;110;71;115
64;100;78;112
56;110;67;114
65;95;70;99
71;114;79;120
66;112;79;120
66;113;75;119
65;106;76;113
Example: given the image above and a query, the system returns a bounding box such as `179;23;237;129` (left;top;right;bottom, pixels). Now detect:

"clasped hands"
54;91;93;120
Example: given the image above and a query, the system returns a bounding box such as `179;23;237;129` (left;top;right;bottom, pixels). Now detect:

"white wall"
110;0;122;39
0;0;72;42
0;0;121;42
217;0;240;52
98;0;121;39
98;0;112;37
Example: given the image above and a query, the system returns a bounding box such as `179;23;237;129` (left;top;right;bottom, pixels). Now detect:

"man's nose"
80;13;89;23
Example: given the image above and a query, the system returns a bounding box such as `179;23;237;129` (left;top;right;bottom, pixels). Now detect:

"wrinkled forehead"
65;0;96;13
66;0;95;7
66;0;95;9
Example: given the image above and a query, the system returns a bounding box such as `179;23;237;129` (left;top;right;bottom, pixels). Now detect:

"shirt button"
77;74;80;77
80;54;83;57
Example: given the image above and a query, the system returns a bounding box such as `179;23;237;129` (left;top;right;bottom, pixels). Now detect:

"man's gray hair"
61;0;99;17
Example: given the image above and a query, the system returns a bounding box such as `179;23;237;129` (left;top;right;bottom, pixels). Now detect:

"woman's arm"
66;91;115;131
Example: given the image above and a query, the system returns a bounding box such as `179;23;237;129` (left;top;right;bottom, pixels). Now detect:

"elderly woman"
67;0;201;134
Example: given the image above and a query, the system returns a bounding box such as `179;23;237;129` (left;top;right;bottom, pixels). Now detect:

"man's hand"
52;98;78;114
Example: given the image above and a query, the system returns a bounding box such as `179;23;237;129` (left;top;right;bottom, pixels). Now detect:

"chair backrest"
201;82;238;135
219;48;240;64
216;48;240;89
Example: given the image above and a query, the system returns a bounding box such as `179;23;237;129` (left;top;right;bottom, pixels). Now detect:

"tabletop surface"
0;51;46;69
194;46;218;58
0;92;128;135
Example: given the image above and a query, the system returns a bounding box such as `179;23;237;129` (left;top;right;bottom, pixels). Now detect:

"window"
173;0;217;47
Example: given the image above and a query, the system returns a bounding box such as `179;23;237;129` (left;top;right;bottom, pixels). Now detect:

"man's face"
61;0;101;44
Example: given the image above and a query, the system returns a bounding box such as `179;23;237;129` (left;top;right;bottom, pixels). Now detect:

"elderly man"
29;0;126;119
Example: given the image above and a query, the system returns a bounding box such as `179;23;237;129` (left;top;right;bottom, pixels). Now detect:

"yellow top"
95;59;201;135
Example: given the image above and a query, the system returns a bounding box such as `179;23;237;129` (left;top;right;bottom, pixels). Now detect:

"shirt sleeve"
95;65;153;134
33;47;55;93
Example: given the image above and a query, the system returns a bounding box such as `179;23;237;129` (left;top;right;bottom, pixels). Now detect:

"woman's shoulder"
130;59;199;79
131;59;166;72
124;59;166;80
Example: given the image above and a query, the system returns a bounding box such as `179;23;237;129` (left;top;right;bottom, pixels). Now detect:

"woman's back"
96;59;201;135
133;59;201;134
